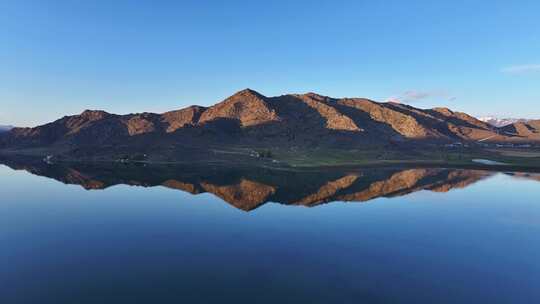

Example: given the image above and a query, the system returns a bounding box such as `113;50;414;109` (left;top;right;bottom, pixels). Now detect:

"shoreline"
2;151;540;174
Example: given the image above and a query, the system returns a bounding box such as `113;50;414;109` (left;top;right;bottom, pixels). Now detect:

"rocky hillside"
0;89;537;160
500;120;540;140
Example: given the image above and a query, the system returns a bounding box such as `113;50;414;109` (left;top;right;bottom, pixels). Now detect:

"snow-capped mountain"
478;117;528;128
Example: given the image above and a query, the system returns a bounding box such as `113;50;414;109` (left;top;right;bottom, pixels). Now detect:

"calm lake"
1;159;539;303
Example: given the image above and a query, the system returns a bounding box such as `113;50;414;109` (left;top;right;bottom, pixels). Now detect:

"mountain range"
1;89;539;163
478;117;530;128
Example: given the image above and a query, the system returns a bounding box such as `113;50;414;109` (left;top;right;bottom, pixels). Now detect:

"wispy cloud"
385;90;456;104
402;91;431;100
501;64;540;74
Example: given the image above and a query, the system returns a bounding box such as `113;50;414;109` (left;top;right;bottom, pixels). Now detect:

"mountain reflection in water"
2;157;539;211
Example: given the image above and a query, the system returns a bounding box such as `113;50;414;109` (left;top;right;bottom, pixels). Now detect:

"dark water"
1;159;539;304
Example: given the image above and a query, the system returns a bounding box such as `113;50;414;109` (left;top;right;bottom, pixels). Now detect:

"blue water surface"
0;165;538;304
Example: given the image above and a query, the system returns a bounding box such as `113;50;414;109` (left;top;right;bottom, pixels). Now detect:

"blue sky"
1;0;539;127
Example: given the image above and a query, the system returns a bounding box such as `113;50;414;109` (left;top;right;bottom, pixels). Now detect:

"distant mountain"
0;89;538;162
500;120;540;137
478;117;529;127
0;125;13;132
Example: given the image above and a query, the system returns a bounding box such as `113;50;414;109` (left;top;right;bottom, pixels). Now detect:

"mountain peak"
304;92;325;97
432;107;454;116
232;88;266;99
80;109;110;118
198;88;278;127
301;92;332;102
